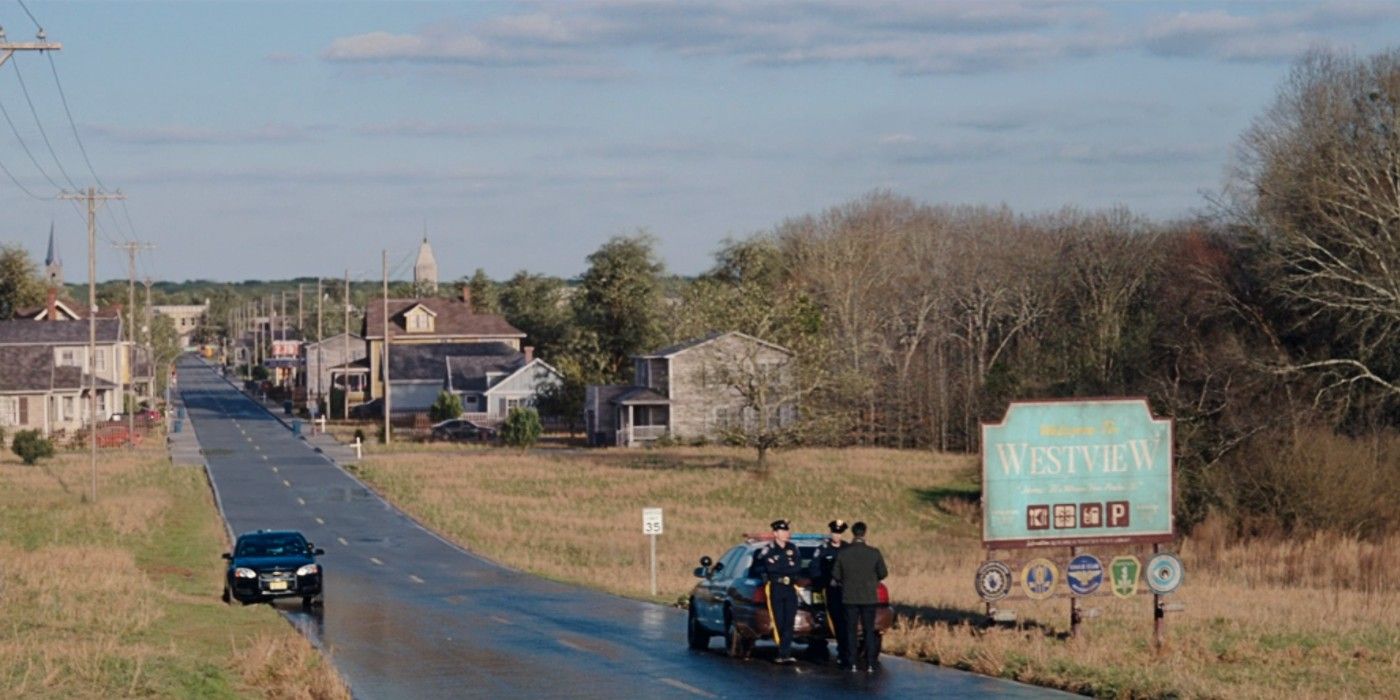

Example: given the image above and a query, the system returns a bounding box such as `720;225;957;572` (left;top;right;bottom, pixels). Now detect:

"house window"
58;349;77;367
406;309;434;333
63;396;75;420
0;398;16;426
713;406;730;429
95;349;106;370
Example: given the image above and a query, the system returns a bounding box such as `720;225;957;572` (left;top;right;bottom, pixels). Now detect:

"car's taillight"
752;585;767;605
877;582;890;605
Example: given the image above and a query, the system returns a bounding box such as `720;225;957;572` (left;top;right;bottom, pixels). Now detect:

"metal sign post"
643;507;663;597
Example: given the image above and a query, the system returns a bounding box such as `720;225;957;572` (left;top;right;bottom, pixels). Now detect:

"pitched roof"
364;298;523;341
636;331;792;359
0;346;115;393
0;318;121;345
0;346;55;392
388;342;522;382
613;387;670;405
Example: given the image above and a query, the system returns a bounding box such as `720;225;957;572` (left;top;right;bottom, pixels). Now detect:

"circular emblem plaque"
1145;553;1183;595
1020;558;1058;601
974;561;1013;602
1066;554;1104;596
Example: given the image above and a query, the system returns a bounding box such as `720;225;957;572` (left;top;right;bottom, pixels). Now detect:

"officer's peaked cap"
828;519;848;534
770;519;790;531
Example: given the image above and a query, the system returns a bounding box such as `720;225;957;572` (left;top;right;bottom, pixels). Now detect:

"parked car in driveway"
222;530;325;608
686;533;893;659
430;418;496;442
348;399;383;420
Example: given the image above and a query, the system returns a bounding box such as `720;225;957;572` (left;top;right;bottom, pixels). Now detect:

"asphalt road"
178;357;1067;699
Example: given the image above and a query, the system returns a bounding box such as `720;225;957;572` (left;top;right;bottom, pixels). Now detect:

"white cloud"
1142;3;1400;62
320;1;1120;76
87;123;328;145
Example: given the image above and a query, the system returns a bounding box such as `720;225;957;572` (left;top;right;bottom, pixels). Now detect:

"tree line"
2;49;1394;537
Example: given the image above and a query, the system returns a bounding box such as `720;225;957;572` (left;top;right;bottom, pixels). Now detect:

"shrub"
429;391;464;423
501;407;542;449
352;428;366;444
11;429;55;465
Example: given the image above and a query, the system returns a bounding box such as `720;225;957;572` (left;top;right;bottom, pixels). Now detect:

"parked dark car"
687;533;892;659
348;398;383;419
222;530;325;608
430;418;496;442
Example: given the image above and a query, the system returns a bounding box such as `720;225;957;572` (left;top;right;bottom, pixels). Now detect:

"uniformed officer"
757;519;802;664
807;519;850;666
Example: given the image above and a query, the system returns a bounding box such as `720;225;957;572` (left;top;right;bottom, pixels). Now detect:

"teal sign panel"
982;399;1174;548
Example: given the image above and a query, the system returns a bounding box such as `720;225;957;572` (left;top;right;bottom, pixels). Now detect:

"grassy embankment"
353;442;1400;699
0;442;348;699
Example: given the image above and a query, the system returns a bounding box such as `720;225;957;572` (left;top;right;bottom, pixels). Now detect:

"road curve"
177;357;1066;699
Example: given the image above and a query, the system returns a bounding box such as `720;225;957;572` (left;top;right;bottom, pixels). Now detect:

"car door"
699;546;745;630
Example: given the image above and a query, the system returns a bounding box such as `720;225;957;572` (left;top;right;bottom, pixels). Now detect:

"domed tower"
413;236;438;296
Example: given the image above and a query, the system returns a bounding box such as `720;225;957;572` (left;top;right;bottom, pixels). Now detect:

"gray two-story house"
585;331;796;447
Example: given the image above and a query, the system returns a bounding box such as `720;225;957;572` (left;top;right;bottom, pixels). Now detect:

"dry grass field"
0;442;348;699
354;443;1400;699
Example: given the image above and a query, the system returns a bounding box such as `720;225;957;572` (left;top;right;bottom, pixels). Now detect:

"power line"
0;82;64;189
0;148;47;198
15;0;42;31
9;58;81;190
45;52;105;191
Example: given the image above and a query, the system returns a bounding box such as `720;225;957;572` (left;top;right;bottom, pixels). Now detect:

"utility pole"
382;250;391;444
0;26;62;69
112;241;154;445
280;290;287;341
343;270;350;421
298;283;305;337
59;187;124;504
315;278;323;410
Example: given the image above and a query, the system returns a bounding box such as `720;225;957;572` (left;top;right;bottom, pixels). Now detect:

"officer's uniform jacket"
757;541;802;586
808;541;844;589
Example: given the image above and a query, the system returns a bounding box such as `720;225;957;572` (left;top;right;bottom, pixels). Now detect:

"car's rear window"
236;534;308;557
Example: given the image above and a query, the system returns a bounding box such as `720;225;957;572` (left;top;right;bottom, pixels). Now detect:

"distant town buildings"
414;237;438;296
151;301;209;350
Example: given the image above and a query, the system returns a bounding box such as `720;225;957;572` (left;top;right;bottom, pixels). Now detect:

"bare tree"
1232;49;1400;401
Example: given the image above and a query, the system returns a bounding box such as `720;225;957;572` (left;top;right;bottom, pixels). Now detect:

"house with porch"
302;332;367;408
0;317;126;437
386;342;562;421
585;331;797;447
362;287;527;406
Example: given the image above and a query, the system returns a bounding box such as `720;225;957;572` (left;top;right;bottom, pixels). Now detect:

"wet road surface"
178;357;1067;699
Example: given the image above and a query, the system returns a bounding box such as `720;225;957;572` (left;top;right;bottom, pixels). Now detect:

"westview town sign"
982;399;1174;548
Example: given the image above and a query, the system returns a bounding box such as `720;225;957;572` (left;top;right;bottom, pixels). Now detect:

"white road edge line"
282;479;291;487
409;574;425;584
337;537;348;546
370;557;383;566
296;497;306;506
315;517;325;525
557;638;588;653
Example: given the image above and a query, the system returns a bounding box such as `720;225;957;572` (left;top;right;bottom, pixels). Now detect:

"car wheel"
724;610;751;660
221;586;231;605
687;602;711;650
302;594;323;609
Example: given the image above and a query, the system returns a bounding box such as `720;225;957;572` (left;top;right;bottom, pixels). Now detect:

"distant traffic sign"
975;561;1013;602
1021;558;1058;600
1109;555;1140;598
1146;553;1183;595
1066;554;1104;596
642;507;663;535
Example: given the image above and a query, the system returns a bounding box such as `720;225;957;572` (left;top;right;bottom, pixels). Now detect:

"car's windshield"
235;534;308;557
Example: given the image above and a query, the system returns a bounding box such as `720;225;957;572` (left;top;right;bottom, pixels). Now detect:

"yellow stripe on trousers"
823;593;836;636
765;582;781;645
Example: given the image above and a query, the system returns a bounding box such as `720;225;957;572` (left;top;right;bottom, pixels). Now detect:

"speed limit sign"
642;507;663;535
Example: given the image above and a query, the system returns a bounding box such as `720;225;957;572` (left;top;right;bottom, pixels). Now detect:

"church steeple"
413;236;438;296
44;222;62;288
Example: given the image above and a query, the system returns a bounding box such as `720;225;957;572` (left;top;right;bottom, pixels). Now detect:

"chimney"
461;285;473;312
46;288;57;321
523;346;534;363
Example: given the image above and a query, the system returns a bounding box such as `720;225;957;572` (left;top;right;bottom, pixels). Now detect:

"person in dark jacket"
756;519;802;664
831;521;888;671
807;519;850;665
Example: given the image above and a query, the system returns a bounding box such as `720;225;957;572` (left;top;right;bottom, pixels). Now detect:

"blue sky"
2;1;1399;283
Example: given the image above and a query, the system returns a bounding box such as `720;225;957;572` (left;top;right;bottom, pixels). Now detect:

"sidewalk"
165;390;204;467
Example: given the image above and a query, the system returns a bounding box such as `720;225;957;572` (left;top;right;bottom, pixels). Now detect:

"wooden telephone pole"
0;26;61;69
59;187;124;504
382;250;391;444
111;241;154;445
343;270;350;421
